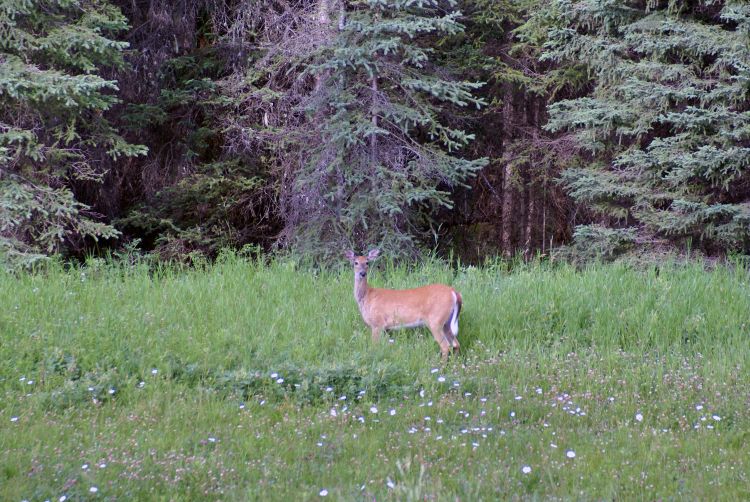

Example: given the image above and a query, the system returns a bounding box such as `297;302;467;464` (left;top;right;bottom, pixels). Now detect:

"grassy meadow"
1;256;749;500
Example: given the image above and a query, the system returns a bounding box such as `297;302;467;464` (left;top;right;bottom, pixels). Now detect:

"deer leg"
371;326;382;343
444;325;460;354
429;322;452;362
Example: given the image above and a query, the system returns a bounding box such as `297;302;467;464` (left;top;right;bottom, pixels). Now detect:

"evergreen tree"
0;0;145;267
237;0;487;260
542;0;750;259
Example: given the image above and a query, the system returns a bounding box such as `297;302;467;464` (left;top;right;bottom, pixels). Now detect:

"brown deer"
345;249;462;361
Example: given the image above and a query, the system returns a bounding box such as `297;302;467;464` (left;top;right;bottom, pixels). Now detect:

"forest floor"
1;257;749;500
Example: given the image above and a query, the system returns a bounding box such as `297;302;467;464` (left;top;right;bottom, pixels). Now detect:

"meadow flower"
330;408;337;417
566;450;576;459
370;406;378;414
89;487;98;493
712;415;721;421
431;368;439;374
10;416;18;422
108;388;115;395
437;376;446;382
695;404;704;411
386;478;395;489
319;489;328;496
151;368;158;375
515;396;522;400
635;413;643;422
276;378;284;384
522;465;532;474
271;372;278;378
389;409;396;416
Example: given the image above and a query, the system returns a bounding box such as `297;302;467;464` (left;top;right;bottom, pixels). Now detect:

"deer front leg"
371;326;383;343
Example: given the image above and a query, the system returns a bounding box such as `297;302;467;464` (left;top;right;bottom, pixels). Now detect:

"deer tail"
449;290;462;337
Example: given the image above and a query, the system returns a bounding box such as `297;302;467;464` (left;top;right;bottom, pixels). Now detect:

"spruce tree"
0;0;145;267
239;0;487;259
542;0;750;258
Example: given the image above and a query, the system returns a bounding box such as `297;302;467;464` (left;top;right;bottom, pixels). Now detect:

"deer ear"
367;248;380;261
345;250;356;263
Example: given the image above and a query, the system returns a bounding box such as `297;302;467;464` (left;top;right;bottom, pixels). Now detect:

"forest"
3;0;748;267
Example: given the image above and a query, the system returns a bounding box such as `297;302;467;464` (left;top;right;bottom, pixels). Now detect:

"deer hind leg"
444;325;460;354
442;317;460;354
428;321;452;362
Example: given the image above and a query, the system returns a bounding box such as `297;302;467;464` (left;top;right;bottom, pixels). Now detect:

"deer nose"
359;271;367;278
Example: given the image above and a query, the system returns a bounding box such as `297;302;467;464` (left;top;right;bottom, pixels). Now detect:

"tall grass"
1;256;749;500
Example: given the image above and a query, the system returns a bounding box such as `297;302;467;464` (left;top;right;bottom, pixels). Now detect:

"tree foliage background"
1;0;748;266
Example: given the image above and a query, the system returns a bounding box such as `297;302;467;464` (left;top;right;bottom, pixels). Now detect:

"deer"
345;249;462;361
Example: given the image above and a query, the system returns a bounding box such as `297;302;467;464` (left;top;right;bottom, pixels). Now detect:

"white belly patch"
389;320;425;330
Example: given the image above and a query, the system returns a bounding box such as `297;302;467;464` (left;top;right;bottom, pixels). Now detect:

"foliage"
543;0;750;258
233;0;488;261
0;0;146;268
113;29;280;259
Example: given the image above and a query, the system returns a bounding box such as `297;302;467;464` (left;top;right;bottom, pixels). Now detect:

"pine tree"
542;0;750;259
237;0;487;260
0;0;146;268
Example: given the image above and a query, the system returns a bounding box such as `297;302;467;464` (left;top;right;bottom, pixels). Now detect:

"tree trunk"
525;183;535;259
314;0;332;93
371;75;378;162
501;161;514;258
501;89;516;257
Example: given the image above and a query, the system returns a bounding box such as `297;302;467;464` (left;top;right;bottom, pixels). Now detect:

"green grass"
1;256;749;500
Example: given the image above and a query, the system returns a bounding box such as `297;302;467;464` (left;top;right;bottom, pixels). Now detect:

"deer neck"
354;273;370;306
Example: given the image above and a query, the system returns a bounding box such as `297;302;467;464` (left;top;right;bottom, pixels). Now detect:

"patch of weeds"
214;363;418;405
39;368;123;409
43;348;81;380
